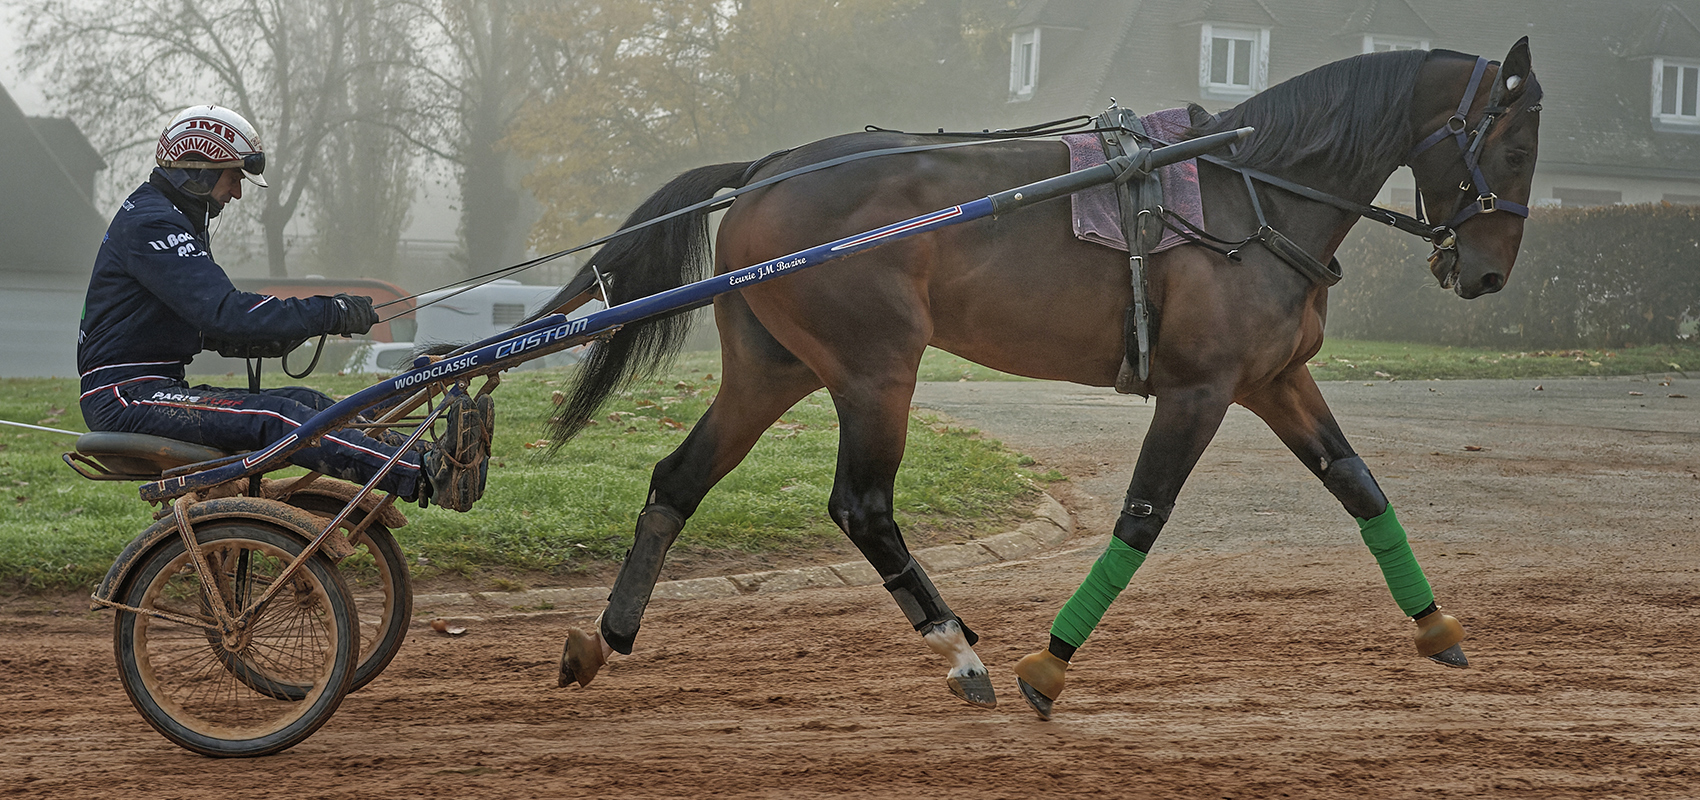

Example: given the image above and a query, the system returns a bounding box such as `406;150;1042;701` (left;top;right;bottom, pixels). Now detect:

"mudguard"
90;496;336;610
264;478;409;530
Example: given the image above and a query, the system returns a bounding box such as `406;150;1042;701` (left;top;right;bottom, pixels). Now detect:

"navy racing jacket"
77;173;349;396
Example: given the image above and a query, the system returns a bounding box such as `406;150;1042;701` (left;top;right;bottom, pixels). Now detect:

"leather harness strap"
1095;104;1164;384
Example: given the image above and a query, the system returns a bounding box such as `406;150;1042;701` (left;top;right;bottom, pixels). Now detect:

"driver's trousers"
80;377;422;498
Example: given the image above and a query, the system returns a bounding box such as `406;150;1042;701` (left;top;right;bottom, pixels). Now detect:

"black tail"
540;161;753;446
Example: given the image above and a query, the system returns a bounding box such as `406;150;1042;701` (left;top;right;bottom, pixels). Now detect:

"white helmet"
155;104;268;187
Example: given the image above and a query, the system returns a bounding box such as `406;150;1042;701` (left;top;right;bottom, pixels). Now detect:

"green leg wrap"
1357;504;1435;617
1050;537;1147;648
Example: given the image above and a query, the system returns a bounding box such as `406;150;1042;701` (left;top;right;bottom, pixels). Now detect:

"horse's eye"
1504;149;1531;170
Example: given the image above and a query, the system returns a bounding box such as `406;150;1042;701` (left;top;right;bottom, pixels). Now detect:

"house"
0;82;107;377
1001;0;1700;207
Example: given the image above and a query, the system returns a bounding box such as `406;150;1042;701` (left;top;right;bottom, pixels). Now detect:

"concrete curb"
413;493;1074;619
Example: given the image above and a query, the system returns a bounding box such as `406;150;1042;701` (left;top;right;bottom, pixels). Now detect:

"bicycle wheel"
285;494;412;692
113;518;357;757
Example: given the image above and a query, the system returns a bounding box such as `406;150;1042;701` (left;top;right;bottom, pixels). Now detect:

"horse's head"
1408;38;1542;299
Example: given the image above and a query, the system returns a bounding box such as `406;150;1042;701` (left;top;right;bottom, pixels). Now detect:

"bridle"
1405;56;1542;287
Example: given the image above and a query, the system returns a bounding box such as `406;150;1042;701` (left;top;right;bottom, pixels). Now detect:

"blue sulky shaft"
141;127;1250;502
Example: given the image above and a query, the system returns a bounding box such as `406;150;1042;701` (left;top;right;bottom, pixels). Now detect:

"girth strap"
1095;103;1163;385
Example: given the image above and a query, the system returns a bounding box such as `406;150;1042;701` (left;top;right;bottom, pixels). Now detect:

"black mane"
1193;48;1467;175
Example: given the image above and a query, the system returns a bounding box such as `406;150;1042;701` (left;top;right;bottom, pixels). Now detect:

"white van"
346;279;602;373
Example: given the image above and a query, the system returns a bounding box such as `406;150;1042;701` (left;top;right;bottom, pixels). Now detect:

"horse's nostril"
1479;272;1504;293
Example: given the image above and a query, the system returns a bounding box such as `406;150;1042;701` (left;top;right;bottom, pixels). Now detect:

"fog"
1;2;1693;378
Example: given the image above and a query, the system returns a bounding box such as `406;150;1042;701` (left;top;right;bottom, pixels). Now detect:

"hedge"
1327;203;1700;348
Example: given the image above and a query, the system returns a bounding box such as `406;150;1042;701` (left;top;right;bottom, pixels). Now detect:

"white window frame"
1652;56;1700;127
1363;34;1428;53
1199;24;1268;99
1010;28;1040;100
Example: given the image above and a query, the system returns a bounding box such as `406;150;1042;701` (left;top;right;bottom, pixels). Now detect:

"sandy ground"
2;375;1697;799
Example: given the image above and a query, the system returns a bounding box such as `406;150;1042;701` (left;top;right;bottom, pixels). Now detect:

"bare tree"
311;0;417;282
18;0;404;278
397;0;571;278
511;0;1005;250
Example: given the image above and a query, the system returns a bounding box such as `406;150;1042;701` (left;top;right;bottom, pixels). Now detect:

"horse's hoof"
947;670;997;709
1013;650;1067;720
1017;678;1056;720
1427;643;1470;669
1414;610;1467;661
558;627;606;688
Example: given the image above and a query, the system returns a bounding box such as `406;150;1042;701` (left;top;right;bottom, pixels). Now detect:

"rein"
373;117;1099;324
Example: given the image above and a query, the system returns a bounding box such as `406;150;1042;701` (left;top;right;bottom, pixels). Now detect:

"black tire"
284;494;413;692
113;519;357;757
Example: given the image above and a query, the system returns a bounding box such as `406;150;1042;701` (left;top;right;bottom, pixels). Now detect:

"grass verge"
0;349;1044;594
1310;340;1696;382
5;340;1693;595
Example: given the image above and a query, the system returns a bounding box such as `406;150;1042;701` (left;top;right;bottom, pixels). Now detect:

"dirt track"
3;376;1697;799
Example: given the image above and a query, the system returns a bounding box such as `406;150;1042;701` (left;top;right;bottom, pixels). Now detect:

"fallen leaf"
1629;391;1644;396
659;417;685;430
1533;385;1543;391
1671;394;1689;399
1463;445;1484;452
551;391;566;405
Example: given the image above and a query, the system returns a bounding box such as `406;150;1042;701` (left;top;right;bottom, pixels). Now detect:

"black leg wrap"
1048;634;1077;663
881;558;977;645
600;503;686;655
1321;455;1389;520
1112;498;1172;553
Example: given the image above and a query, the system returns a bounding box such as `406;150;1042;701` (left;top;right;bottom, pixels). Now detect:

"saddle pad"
1064;107;1203;254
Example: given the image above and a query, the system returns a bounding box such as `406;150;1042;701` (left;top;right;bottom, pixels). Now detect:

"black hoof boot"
1017;678;1056;721
1427;643;1469;668
947;669;997;709
1013;651;1067;721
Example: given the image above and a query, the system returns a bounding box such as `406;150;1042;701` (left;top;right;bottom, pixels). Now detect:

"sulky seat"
65;432;235;481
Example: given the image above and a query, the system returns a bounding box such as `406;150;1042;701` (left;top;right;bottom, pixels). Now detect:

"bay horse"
542;40;1543;718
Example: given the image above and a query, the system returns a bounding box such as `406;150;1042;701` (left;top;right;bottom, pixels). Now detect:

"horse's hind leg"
1240;367;1468;668
559;300;825;689
827;375;997;709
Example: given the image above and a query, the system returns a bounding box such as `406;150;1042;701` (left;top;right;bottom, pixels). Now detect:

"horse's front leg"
1015;383;1234;719
1239;367;1468;668
828;382;997;709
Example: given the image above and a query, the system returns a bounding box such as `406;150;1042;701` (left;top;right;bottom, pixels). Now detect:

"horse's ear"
1498;36;1533;99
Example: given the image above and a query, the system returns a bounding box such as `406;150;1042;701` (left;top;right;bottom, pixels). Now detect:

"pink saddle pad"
1063;107;1203;254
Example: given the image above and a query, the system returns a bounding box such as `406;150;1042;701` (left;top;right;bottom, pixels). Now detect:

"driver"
76;104;488;511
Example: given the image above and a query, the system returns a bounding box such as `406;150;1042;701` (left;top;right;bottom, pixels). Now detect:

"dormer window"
1010;28;1040;100
1654;56;1700;126
1199;23;1268;99
1363;34;1428;53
